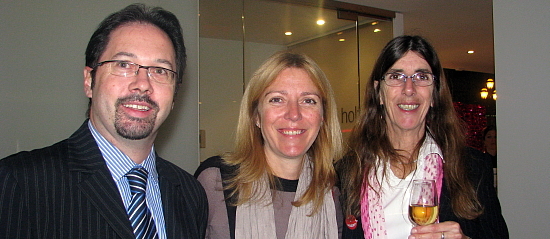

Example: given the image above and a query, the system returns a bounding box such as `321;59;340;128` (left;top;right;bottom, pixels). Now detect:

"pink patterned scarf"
360;137;444;238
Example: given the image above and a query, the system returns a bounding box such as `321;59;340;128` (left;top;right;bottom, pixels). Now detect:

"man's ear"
84;66;93;98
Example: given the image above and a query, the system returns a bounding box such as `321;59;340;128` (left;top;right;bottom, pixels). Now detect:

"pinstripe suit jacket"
0;121;208;238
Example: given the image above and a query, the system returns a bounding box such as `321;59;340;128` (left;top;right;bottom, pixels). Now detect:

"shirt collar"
419;133;444;163
88;120;158;181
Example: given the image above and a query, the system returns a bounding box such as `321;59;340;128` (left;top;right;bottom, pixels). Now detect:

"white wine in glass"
409;179;439;226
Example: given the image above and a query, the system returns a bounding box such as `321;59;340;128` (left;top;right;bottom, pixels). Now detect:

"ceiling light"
371;21;379;26
285;31;292;36
339;38;346;42
374;29;381;33
468;50;474;54
336;32;343;35
317;19;325;25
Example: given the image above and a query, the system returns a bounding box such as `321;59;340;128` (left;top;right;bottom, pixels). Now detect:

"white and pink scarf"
360;136;444;239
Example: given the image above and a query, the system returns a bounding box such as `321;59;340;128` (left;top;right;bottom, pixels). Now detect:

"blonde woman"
195;52;343;239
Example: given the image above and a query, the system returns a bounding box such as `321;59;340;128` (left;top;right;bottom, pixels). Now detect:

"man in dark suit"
0;4;207;239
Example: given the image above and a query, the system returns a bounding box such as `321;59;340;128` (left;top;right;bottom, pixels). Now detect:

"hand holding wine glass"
409;179;439;226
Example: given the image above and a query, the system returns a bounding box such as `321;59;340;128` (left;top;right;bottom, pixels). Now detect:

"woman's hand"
408;221;471;239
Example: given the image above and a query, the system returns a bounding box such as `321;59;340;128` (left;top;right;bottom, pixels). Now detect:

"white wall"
0;0;200;173
493;0;550;237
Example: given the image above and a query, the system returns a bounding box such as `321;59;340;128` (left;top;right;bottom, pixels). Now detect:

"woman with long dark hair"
337;36;508;239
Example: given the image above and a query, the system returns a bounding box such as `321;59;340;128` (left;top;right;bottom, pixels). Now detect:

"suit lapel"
67;121;135;238
157;159;183;238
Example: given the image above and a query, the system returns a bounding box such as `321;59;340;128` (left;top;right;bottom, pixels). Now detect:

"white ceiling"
200;0;494;74
338;0;494;74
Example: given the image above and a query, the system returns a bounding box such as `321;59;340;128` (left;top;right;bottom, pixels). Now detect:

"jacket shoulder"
0;139;69;169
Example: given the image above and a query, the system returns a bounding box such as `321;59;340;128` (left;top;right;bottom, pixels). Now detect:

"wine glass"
408;179;439;226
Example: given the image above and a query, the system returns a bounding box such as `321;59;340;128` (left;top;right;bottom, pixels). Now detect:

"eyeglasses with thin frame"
93;60;177;84
382;72;435;87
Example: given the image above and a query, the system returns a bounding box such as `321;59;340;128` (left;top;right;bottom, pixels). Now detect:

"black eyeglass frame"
93;60;178;84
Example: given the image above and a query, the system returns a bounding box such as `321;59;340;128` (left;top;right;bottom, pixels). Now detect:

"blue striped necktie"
127;167;158;239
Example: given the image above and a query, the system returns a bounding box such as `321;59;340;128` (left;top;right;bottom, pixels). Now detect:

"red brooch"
346;215;358;230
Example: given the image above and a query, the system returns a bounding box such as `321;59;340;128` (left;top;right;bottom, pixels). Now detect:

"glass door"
199;0;394;160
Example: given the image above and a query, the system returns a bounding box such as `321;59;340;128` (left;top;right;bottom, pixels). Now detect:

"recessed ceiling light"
468;50;474;54
285;31;292;36
374;29;381;33
371;21;379;26
317;19;325;25
339;38;346;42
336;32;343;35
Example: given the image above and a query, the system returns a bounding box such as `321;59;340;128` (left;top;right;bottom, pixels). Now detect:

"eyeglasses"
382;72;435;87
94;60;177;84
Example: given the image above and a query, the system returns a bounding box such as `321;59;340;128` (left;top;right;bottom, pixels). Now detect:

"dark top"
0;120;208;238
485;152;497;168
338;147;508;239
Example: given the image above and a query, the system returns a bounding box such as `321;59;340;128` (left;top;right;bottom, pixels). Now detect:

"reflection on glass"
289;16;392;139
199;0;394;160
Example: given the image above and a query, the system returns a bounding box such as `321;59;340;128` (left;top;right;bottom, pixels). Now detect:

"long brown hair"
337;35;482;219
224;51;343;214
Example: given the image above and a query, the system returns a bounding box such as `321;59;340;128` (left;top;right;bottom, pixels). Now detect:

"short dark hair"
483;125;496;139
86;3;186;83
84;3;186;117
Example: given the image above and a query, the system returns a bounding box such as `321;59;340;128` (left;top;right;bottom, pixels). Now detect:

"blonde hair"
223;51;342;214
